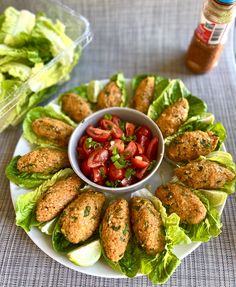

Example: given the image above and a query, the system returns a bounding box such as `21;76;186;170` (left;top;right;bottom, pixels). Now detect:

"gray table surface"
1;0;236;286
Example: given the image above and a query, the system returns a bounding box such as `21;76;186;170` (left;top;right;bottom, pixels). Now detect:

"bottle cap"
216;0;236;4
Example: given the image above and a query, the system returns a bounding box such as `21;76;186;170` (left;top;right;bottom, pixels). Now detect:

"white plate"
10;79;225;278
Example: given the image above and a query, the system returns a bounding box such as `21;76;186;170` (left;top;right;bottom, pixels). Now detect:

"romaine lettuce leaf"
15;168;74;232
1;7;35;47
207;122;226;149
52;216;99;254
5;155;53;189
147;79;207;132
110;73;128;107
180;191;222;242
23;106;76;147
200;151;236;194
0;62;31;81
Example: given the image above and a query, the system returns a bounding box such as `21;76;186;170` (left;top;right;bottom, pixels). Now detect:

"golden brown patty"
130;197;165;255
32;117;74;147
166;131;219;162
175;160;235;189
17;148;70;174
101;198;130;262
155;183;207;224
156;98;189;137
97;81;122;109
61;93;92;123
133;76;155;114
36;174;82;222
60;190;105;244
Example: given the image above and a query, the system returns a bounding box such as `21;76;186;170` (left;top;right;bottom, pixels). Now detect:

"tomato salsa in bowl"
68;107;164;194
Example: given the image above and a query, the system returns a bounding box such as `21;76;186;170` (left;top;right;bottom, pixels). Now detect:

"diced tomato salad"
77;113;158;187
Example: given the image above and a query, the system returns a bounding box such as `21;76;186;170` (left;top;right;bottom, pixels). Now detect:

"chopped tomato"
77;146;87;159
125;122;135;136
120;176;136;187
86;125;111;142
80;159;91;176
135;126;152;140
99;119;123;139
138;135;150;150
108;163;125;181
87;148;109;168
146;137;158;160
131;156;149;169
136;166;149;179
91;167;105;183
78;135;87;147
110;139;125;153
123;141;137;159
111;115;121;126
135;142;144;155
83;139;93;156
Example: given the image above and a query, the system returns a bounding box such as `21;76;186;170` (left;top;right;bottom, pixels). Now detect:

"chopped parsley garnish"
105;180;121;187
85;137;101;149
147;160;157;171
111;225;120;231
122;224;129;235
83;206;91;217
119;121;125;131
104;113;112;120
121;134;137;143
125;168;136;178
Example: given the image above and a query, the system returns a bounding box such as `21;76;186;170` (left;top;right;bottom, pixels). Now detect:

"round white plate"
10;79;225;278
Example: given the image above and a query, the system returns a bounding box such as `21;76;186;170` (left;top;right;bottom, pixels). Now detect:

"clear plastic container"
0;0;92;132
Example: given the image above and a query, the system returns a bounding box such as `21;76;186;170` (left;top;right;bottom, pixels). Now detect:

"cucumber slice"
67;240;102;267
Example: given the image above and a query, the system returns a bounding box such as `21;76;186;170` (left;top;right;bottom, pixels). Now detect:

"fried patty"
130;197;165;255
101;198;130;262
175;160;235;189
166;131;219;162
133;76;155;114
60;190;105;244
156;98;189;137
155;183;207;224
97;81;122;109
17;148;70;174
36;174;82;222
32;117;74;147
61;93;92;123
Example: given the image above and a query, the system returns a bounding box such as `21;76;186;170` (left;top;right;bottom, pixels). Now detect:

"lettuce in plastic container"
23;106;76;147
101;188;190;284
0;6;82;130
15;168;74;232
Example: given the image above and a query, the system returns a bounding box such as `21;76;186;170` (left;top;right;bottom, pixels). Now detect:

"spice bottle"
186;0;236;74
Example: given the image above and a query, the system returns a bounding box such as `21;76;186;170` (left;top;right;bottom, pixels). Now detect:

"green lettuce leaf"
5;155;53;189
180;190;222;242
0;61;31;81
1;7;35;47
110;73;128;107
147;79;207;134
15;168;74;232
52;216;99;254
207;122;226;149
200;151;236;194
23;106;76;147
165;112;215;145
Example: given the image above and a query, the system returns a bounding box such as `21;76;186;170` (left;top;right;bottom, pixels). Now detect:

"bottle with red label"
186;0;236;74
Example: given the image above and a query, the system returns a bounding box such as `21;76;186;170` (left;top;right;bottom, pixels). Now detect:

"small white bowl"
68;107;164;194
